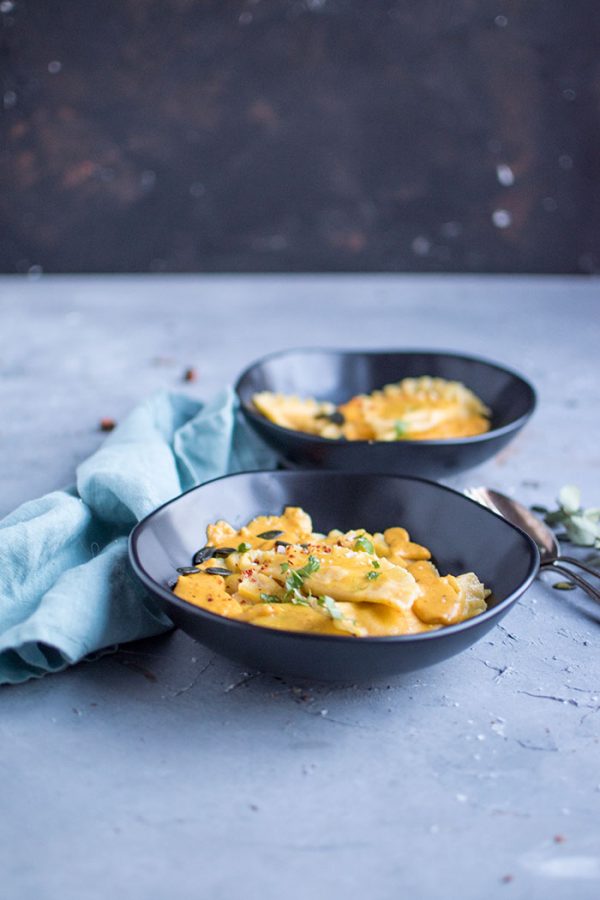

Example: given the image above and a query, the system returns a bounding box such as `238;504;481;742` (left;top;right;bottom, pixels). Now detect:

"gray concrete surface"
0;274;599;900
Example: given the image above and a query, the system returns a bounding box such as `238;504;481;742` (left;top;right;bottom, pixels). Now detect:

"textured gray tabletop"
1;275;599;900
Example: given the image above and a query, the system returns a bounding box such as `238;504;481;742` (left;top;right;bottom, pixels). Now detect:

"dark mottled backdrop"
1;0;598;273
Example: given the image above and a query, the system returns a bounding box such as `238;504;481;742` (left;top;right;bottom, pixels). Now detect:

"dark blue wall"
1;0;598;273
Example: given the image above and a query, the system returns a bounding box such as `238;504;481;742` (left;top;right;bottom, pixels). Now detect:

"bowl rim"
234;346;537;447
128;469;540;646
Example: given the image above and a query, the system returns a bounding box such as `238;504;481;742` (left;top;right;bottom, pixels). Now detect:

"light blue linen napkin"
0;388;276;685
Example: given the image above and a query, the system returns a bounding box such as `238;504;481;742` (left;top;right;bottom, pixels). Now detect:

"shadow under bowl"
129;471;539;682
235;349;537;479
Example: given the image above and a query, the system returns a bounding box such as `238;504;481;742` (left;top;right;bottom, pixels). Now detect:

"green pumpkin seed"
177;566;201;575
257;530;285;540
204;566;232;577
552;580;576;591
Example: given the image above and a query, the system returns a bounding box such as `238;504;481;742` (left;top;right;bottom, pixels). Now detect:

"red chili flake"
500;874;513;884
183;367;198;382
553;835;566;844
99;417;116;432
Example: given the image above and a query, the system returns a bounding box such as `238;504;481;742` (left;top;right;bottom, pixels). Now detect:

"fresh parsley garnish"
237;542;251;552
394;420;408;438
366;570;381;581
260;592;283;604
354;535;374;554
316;595;343;620
372;560;380;569
285;555;320;590
259;554;349;625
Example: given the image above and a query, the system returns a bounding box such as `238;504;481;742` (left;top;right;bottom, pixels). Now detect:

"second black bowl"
235;349;536;479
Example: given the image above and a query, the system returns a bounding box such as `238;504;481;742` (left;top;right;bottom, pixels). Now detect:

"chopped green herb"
286;570;304;591
284;555;320;594
366;570;381;581
394;420;408;438
372;559;380;569
260;592;283;604
237;542;251;553
260;555;322;609
316;595;344;621
354;535;374;554
297;555;321;578
261;590;310;607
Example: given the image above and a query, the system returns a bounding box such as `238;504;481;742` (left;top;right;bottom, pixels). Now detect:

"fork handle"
555;555;600;581
542;562;600;605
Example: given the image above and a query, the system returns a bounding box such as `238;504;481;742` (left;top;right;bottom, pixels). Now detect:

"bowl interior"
131;471;539;629
235;349;535;436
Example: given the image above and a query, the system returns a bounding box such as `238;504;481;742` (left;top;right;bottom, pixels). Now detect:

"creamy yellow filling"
173;507;490;637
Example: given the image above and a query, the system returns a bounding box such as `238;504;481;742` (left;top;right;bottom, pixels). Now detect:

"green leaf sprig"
354;534;374;554
259;554;349;624
535;485;600;548
315;595;344;620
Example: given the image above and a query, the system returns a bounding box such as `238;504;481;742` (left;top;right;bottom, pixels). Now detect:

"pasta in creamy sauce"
253;376;490;441
173;507;490;637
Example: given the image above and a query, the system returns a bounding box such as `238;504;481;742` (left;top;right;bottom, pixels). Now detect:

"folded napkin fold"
0;388;276;685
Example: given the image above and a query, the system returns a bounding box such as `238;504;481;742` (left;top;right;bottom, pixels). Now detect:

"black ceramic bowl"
235;349;536;479
129;471;539;682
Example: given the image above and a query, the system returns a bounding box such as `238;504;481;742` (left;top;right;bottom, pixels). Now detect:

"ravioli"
172;507;490;637
253;376;490;441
